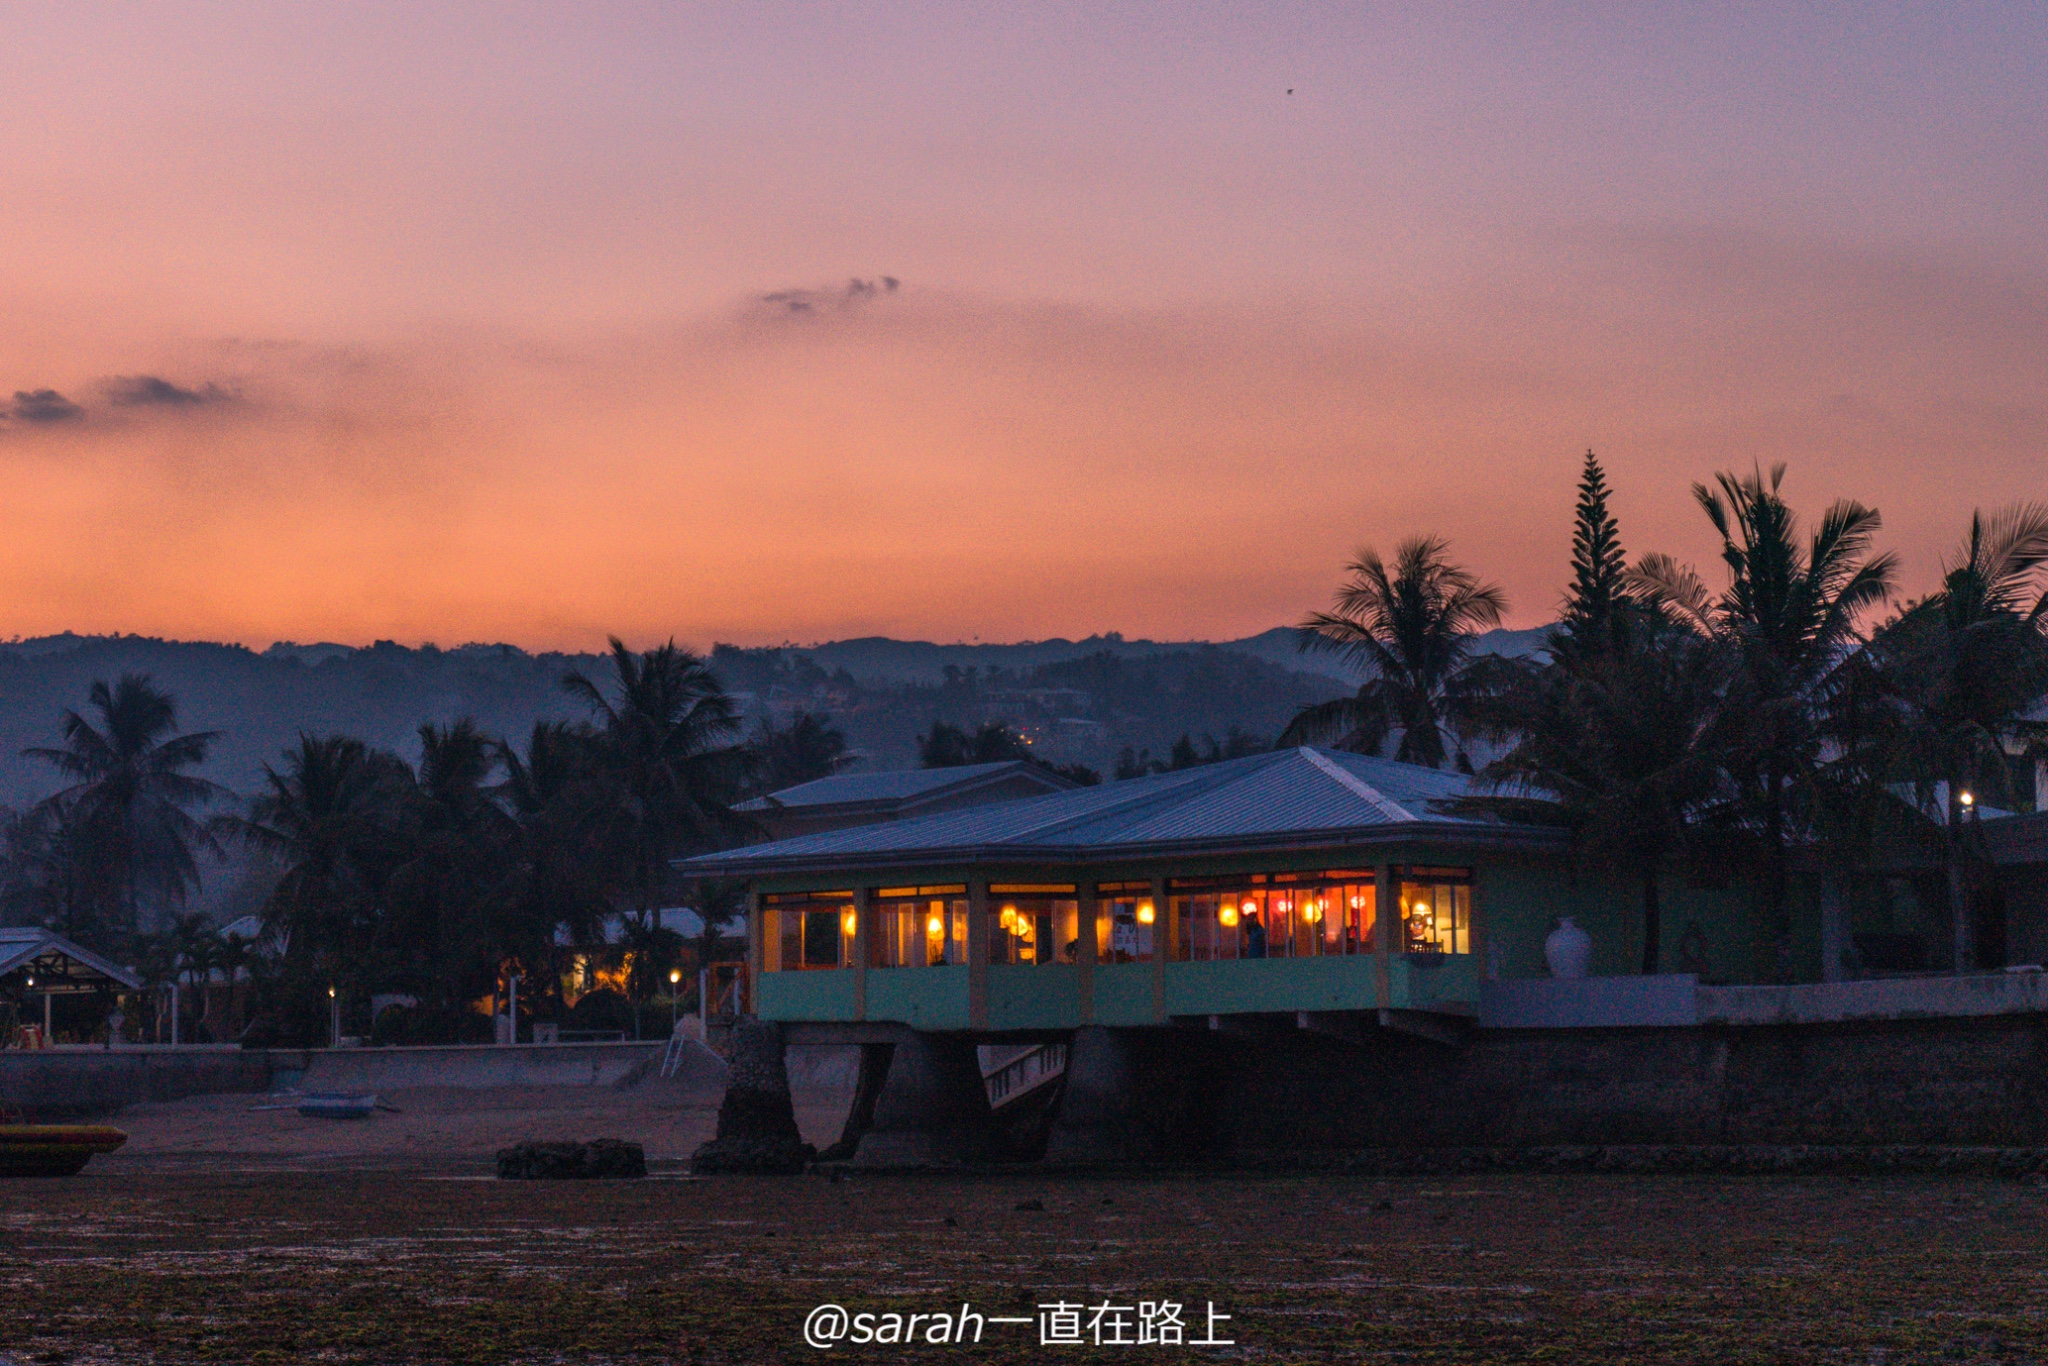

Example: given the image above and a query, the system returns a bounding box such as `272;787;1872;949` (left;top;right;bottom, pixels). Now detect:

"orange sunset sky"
2;4;2044;650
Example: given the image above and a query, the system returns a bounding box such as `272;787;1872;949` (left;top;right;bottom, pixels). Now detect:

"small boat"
295;1092;380;1119
0;1123;128;1177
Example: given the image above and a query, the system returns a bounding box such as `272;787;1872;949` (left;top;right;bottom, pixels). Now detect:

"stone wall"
0;1047;299;1119
1217;1014;2048;1153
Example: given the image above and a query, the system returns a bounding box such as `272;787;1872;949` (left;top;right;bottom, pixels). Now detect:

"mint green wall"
757;969;857;1021
865;964;970;1030
987;964;1081;1028
1092;963;1155;1026
1478;858;1754;983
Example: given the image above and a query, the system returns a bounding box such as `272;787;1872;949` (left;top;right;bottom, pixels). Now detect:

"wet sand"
96;1078;853;1172
4;1164;2045;1363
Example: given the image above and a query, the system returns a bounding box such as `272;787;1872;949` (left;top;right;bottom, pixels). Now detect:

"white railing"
982;1041;1069;1108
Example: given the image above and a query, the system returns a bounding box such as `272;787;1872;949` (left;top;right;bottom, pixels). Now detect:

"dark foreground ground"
2;1163;2046;1365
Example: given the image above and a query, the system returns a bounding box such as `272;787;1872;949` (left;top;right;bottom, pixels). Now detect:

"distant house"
734;761;1082;843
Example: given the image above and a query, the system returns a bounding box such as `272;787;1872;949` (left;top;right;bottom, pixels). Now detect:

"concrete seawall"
0;1041;691;1118
302;1042;662;1091
0;1047;302;1119
1219;1011;2048;1152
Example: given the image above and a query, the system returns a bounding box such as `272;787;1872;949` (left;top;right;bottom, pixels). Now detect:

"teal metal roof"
734;761;1062;813
686;746;1553;876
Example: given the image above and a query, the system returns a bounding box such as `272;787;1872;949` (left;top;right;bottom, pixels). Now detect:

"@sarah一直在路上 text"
802;1300;1235;1348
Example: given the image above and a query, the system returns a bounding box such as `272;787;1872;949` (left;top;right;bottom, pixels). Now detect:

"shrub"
564;988;635;1036
371;1001;493;1047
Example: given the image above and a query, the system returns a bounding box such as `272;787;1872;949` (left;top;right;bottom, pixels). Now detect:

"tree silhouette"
1281;535;1511;770
21;674;227;951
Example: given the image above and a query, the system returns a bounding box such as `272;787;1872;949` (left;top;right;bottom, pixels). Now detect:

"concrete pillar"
690;1018;813;1173
1076;882;1097;1025
851;1031;992;1167
1374;865;1395;1010
968;881;990;1029
1150;875;1169;1023
1819;875;1846;983
852;887;872;1020
748;891;766;977
1042;1026;1214;1164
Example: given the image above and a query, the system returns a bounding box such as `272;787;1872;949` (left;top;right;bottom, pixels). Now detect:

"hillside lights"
1136;900;1156;926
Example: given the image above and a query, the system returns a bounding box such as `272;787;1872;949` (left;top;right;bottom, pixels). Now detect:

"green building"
686;746;1756;1037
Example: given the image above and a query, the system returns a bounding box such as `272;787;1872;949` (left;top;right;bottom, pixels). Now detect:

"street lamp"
669;968;682;1033
328;986;338;1049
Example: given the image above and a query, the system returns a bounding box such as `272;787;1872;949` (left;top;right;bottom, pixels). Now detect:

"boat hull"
0;1125;128;1177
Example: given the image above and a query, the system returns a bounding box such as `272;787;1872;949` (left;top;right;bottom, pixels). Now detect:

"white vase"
1545;917;1592;980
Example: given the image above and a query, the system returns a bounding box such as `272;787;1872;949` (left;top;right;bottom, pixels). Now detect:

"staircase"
979;1041;1069;1110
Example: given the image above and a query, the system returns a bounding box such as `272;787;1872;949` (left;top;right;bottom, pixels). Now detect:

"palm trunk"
1948;817;1970;974
1763;769;1788;980
1641;866;1662;975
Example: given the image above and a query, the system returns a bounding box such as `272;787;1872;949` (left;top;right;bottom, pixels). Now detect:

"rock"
495;1139;647;1180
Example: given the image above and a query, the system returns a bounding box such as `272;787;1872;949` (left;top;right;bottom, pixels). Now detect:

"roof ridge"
1299;747;1415;822
982;749;1291;846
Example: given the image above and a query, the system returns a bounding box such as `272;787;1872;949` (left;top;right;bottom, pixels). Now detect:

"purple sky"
2;3;2043;647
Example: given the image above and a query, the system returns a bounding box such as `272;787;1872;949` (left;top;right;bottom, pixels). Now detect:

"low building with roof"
1;927;144;1044
688;746;1752;1036
682;748;2048;1167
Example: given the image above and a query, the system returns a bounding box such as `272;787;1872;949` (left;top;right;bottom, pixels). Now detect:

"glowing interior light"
999;905;1018;930
927;914;944;937
1219;902;1240;927
1304;899;1323;923
1136;900;1156;925
841;909;858;936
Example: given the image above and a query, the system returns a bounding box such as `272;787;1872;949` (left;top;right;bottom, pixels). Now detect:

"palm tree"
1483;614;1731;973
237;734;410;987
380;720;509;1008
1632;464;1896;976
166;911;220;1041
749;711;849;793
564;639;745;931
1858;504;2048;968
494;721;615;1013
1281;535;1511;770
22;675;227;952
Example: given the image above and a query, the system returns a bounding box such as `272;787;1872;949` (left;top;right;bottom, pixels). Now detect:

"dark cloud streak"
103;374;236;407
6;389;83;422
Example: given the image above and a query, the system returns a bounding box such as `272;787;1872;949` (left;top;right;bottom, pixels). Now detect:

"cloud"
758;276;902;316
7;389;83;422
102;374;236;407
